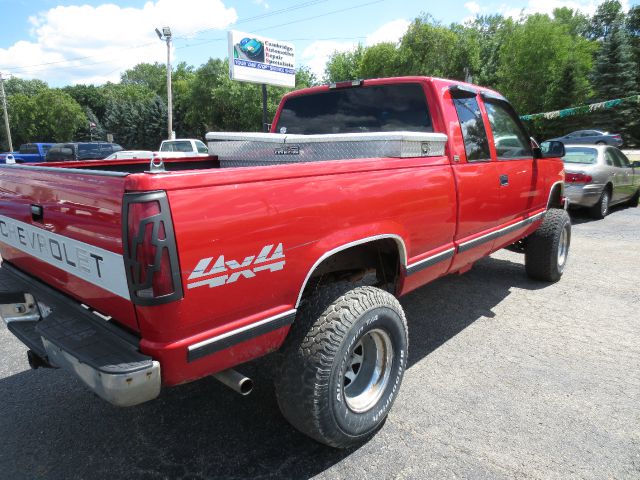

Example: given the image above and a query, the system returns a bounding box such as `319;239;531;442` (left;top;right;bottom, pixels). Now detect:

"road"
1;206;639;479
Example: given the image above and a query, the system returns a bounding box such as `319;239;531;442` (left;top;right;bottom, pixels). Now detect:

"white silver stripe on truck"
0;215;130;299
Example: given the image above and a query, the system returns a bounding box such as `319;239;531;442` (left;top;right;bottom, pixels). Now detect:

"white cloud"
465;1;482;14
0;0;237;85
498;0;630;19
301;19;410;81
254;0;270;9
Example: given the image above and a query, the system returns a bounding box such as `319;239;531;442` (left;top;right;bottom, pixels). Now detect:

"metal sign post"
0;73;13;152
262;84;268;132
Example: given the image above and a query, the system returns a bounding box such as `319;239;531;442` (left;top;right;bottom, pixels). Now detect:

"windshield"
562;147;598;164
275;83;433;135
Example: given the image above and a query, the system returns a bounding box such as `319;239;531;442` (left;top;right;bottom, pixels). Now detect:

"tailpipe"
212;369;253;396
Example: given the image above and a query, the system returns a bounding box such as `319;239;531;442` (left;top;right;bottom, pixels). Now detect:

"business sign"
228;30;295;88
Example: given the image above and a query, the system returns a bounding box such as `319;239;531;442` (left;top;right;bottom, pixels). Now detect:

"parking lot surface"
1;206;639;480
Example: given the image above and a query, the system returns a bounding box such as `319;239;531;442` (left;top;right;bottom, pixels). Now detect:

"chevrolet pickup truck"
0;76;569;448
0;142;53;164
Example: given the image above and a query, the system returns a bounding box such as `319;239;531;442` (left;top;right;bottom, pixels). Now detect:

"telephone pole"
0;72;13;152
155;27;173;140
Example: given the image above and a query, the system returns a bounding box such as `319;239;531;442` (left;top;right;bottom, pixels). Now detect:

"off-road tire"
525;208;571;282
275;284;408;448
589;188;610;219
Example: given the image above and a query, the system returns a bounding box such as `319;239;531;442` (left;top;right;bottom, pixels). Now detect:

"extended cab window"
78;144;102;160
452;96;491;162
275;83;433;134
484;100;532;159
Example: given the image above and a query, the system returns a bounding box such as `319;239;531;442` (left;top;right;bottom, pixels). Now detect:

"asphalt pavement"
1;205;639;479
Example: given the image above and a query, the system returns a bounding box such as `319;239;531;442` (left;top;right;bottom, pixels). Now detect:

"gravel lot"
1;206;639;480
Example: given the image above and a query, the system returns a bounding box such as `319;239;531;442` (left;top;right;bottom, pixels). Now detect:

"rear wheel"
589;188;610;219
275;284;408;448
525;208;571;282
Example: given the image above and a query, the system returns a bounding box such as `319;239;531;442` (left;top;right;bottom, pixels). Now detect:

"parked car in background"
45;142;123;162
159;139;210;157
104;150;154;161
557;144;640;218
546;130;623;147
0;143;54;164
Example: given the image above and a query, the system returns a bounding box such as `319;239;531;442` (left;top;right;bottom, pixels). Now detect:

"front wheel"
275;284;408;448
525;208;571;282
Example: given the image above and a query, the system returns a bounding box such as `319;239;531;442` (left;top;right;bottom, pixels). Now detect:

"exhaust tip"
238;377;254;396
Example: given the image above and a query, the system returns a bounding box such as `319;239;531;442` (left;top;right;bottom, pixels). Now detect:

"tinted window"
46;146;75;161
452;96;491;162
484;100;532;159
562;147;598;164
78;144;102;160
275;84;433;135
605;150;621;167
196;140;209;154
18;144;38;154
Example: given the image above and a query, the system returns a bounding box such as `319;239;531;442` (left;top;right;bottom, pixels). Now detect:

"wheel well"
547;182;565;209
299;239;402;304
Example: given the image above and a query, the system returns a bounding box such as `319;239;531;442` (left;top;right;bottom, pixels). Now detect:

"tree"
590;0;624;39
62;84;109;119
3;78;48;97
32;89;86;142
591;25;639;143
324;45;365;82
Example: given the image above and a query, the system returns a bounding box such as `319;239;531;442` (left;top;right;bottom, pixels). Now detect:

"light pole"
155;26;173;140
0;72;13;152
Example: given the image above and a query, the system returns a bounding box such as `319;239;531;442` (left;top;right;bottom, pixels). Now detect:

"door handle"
499;174;509;186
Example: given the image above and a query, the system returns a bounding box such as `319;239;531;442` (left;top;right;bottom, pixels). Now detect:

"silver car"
562;145;640;218
548;130;623;147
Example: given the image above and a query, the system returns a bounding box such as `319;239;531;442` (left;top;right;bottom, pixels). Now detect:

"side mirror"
534;140;565;159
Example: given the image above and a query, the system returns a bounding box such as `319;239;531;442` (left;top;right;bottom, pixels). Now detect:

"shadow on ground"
0;255;549;480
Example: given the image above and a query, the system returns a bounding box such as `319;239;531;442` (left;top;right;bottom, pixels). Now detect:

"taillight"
565;172;593;183
123;191;183;306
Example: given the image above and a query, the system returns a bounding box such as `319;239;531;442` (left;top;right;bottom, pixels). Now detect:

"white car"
159;139;210;157
104;150;154;161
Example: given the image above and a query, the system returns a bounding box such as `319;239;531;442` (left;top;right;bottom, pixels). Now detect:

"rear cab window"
275;83;433;135
161;141;194;152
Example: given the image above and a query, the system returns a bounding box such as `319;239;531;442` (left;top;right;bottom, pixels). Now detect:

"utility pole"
0;72;13;152
155;27;173;140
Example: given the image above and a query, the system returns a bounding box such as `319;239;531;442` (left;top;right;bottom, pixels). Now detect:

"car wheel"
525;208;571;282
275;284;408;448
589;188;610;219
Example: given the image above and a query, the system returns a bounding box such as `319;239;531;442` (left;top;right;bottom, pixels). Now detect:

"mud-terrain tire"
525;208;571;282
275;284;408;448
589;187;610;219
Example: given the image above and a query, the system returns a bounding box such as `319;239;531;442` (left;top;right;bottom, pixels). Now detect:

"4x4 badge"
187;243;285;289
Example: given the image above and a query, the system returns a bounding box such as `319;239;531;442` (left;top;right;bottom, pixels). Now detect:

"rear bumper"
0;263;160;407
565;183;604;207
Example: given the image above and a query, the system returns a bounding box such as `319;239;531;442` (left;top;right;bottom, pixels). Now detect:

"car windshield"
562;147;598;164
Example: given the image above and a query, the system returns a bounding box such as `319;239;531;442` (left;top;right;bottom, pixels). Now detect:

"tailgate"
0;165;138;330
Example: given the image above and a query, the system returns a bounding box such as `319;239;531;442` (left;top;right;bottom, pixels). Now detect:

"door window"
452;96;491;162
605;149;622;167
484;100;532;160
612;149;631;167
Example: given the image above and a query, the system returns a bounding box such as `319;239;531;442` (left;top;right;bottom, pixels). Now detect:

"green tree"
3;77;48;97
324;45;365;82
31;89;86;142
62;84;109;119
590;0;624;39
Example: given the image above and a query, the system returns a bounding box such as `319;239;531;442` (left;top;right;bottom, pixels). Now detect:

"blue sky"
0;0;638;86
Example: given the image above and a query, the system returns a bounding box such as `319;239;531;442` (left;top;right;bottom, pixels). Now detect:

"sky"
0;0;638;87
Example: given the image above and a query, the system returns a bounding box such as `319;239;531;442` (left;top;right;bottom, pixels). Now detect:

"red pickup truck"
0;76;569;448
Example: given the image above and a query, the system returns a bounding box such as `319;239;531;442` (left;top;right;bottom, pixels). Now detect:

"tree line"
0;0;638;151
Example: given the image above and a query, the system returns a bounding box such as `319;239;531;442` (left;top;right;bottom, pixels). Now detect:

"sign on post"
228;30;295;88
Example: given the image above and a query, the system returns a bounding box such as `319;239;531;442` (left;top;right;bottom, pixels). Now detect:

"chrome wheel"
557;224;569;271
343;328;394;413
601;191;609;217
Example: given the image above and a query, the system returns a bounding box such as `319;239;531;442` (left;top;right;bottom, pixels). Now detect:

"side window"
452;96;491;162
605;150;621;167
484;100;532;160
195;140;209;154
612;149;630;167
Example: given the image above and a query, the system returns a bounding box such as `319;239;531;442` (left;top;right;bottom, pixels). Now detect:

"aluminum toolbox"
205;131;448;167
